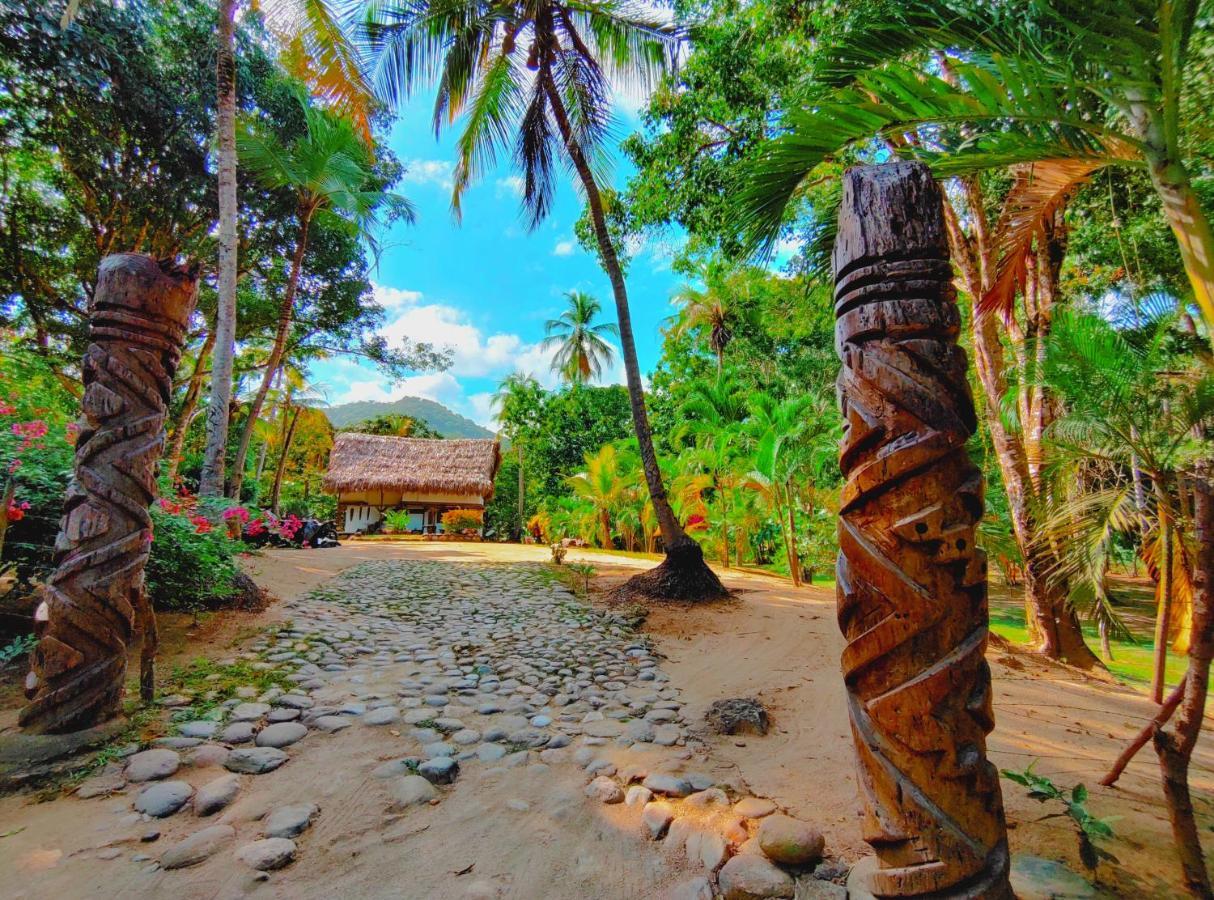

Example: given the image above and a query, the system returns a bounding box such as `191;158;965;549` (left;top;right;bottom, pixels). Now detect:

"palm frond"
733;55;1144;257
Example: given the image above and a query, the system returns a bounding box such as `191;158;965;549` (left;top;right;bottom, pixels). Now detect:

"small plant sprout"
550;543;567;565
568;562;595;596
1002;763;1119;872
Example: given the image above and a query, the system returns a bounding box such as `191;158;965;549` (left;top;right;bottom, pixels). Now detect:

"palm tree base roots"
613;540;730;603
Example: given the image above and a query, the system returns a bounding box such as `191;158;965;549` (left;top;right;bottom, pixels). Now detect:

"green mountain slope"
324;395;496;439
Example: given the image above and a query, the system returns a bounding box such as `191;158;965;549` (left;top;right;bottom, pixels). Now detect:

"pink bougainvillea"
278;514;303;541
11;419;49;452
222;506;250;524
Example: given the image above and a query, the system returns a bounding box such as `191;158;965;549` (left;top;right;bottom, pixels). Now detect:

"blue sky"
309;89;687;429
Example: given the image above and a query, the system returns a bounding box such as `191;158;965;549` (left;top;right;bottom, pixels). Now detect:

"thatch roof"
324;434;500;498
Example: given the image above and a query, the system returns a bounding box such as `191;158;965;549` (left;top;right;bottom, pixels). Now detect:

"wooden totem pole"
21;254;197;734
832;162;1012;898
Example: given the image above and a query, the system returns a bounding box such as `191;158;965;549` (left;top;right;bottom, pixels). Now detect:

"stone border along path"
74;559;845;898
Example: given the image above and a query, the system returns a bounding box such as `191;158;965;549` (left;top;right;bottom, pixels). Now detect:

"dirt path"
0;541;1210;899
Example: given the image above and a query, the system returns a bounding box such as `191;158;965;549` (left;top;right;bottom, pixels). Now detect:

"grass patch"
163;656;292;720
989;608;1195;691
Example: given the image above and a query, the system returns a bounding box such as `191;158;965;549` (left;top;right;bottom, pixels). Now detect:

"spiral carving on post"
21;254;197;734
832;163;1011;898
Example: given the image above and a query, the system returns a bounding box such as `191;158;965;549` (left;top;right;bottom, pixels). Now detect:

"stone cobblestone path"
44;558;838;899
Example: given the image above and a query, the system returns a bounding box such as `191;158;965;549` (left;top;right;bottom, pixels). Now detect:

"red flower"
158;498;182;515
0;401;14;416
222;506;250;524
246;517;266;536
189;514;212;534
6;499;30;522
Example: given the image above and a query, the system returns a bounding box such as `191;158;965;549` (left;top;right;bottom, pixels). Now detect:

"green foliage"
145;506;239;613
0;633;36;667
346;413;441;438
1002;763;1119;871
382;509;413;533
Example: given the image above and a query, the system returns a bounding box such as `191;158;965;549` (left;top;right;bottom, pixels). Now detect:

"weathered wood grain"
833;162;1012;898
21;254;196;734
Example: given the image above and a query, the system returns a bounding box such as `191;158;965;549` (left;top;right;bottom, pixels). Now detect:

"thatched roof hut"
324;434;500;498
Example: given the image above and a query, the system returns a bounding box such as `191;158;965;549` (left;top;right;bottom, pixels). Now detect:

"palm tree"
542;292;619;385
360;0;730;600
567;443;632;549
493;373;545;539
226;98;415;499
734;0;1214;342
198;0;240;498
744;391;835;587
1040;311;1211;696
679;374;747;566
194;0;374;498
670;261;746;373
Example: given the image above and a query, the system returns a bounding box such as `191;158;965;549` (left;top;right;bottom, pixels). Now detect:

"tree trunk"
199;0;240;498
165;327;215;484
1153;461;1213;897
720;483;730;568
833;162;1012;898
785;481;801;587
1147;157;1214;346
229;207;311;500
599;508;611;550
270;405;301;516
517;444;525;541
942;186;1100;669
1153;479;1176;704
541;73;726;602
21;254;197;733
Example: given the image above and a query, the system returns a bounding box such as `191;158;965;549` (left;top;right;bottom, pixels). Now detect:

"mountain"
323;396;496;440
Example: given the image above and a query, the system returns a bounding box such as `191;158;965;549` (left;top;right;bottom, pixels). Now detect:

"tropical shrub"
382;509;413;533
441;508;483;534
146;501;239;613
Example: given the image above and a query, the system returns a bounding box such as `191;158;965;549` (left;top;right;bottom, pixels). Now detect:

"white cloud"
467;392;498;428
402;159;454;190
372;284;424;310
553;238;576;257
495;175;525;199
774;236;800;257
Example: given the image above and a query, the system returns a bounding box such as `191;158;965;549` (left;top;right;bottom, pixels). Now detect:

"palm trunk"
1148;159;1214;347
942;188;1099;669
599;508;611;549
165;328;215;483
541;73;726;601
720;482;730;568
199;0;239;498
229;207;311;500
1153;462;1213;897
785;481;801;587
270;406;301;515
1153;478;1176;704
517;444;525;541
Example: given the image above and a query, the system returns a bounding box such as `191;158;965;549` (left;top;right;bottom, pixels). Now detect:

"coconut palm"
493;372;545;539
541;292;619;385
1039;310;1212;698
360;0;729;599
744;391;835;587
734;0;1214;342
567;443;632;549
670;261;749;373
679;374;747;566
226;97;415;499
195;0;374;497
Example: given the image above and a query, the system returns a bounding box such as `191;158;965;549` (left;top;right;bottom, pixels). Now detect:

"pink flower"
222;506;250;524
6;458;20;474
246;517;266;536
0;401;15;416
11;420;48;452
6;499;30;522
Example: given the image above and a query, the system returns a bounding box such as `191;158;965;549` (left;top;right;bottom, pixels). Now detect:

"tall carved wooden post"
833;162;1012;898
21;254;197;734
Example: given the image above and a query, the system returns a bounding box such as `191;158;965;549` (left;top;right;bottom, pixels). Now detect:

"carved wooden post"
21;254;197;734
833;162;1012;898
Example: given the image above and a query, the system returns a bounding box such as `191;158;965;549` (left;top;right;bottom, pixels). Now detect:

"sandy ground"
1;540;1210;898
